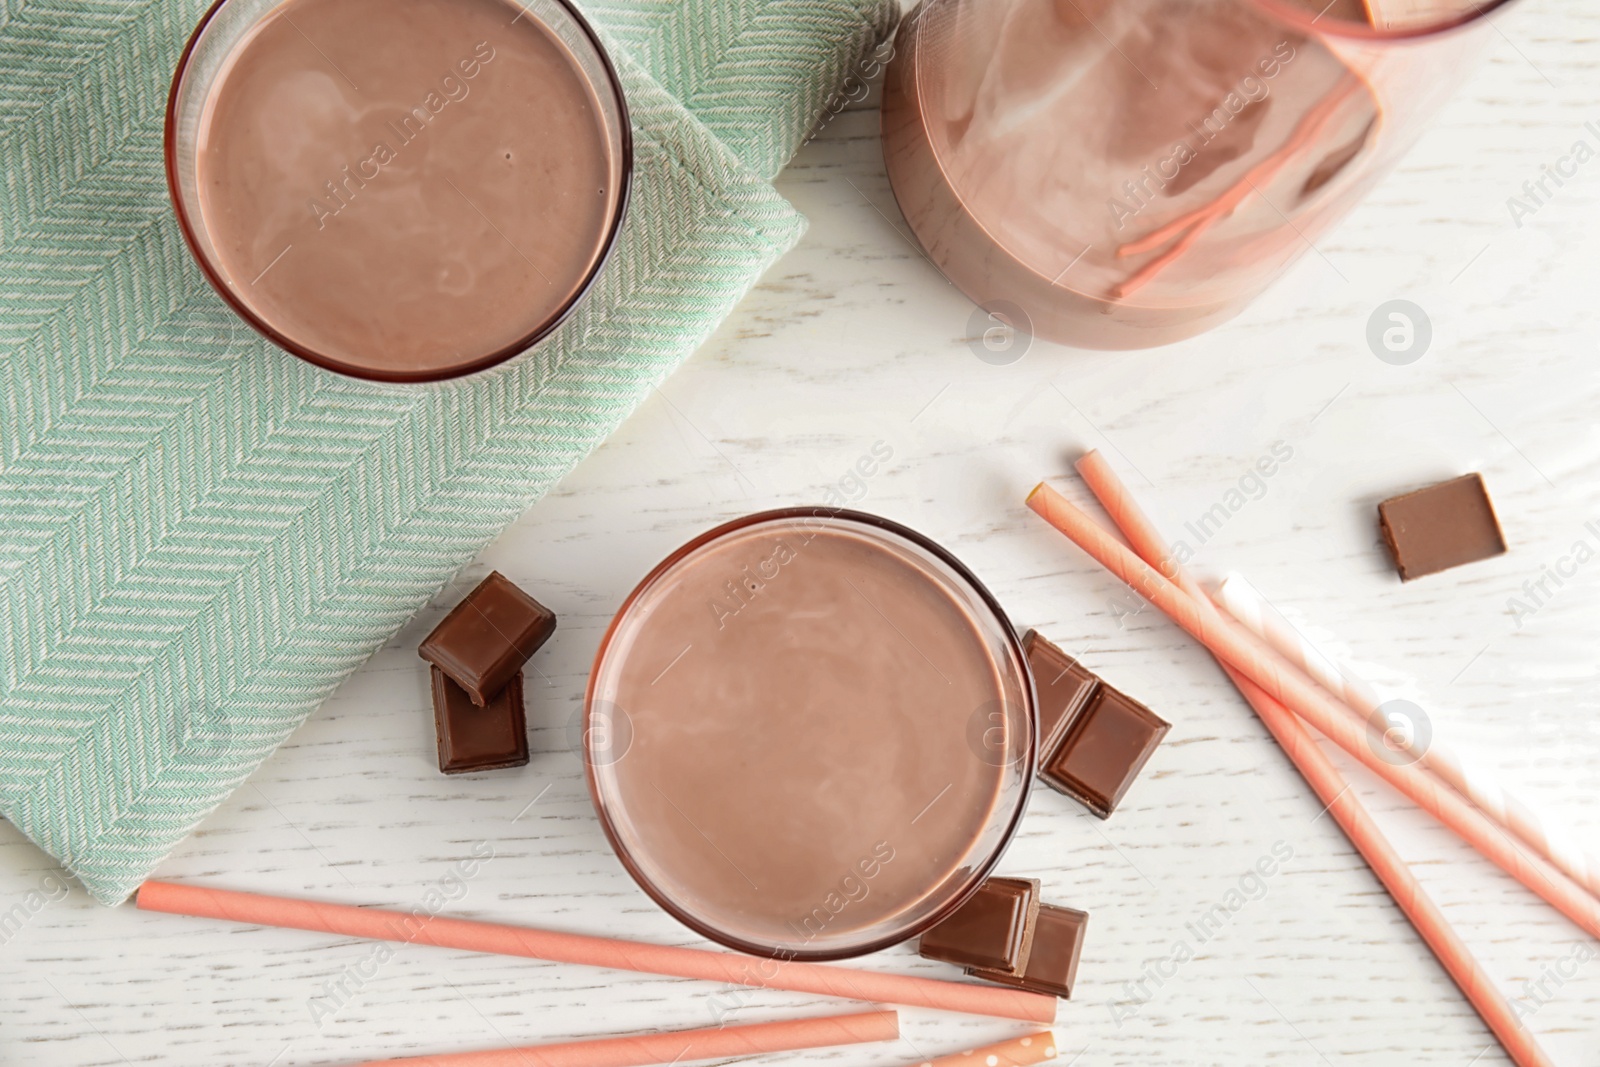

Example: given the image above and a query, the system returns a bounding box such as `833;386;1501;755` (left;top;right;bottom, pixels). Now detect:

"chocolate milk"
589;517;1027;957
196;0;620;377
881;0;1382;348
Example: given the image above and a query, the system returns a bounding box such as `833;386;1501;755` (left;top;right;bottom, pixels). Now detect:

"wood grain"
2;2;1597;1064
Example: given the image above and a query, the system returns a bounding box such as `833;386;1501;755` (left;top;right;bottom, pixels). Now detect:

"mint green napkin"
0;0;895;904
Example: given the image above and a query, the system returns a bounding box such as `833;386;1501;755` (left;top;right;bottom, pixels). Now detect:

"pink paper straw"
1219;672;1552;1067
1070;451;1553;1067
1025;475;1600;943
1111;77;1363;298
347;1010;899;1067
1215;572;1600;902
136;881;1056;1023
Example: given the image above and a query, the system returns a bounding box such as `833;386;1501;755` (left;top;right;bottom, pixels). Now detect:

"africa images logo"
306;41;498;229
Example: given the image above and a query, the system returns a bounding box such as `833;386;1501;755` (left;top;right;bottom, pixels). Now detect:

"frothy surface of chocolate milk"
196;0;619;376
589;517;1023;957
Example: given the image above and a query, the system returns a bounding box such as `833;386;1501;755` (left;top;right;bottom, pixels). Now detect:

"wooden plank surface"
3;2;1597;1063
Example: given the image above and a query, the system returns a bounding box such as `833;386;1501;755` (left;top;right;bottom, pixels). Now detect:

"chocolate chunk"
1040;683;1169;818
1377;473;1507;581
420;571;556;705
919;877;1040;973
968;903;1088;999
1024;630;1167;818
1023;630;1100;759
431;666;529;774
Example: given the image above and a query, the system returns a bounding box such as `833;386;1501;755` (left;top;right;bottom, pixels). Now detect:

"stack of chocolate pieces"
1025;629;1170;818
919;876;1087;999
418;571;556;774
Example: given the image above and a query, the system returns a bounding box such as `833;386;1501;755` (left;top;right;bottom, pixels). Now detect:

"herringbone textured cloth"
0;0;896;904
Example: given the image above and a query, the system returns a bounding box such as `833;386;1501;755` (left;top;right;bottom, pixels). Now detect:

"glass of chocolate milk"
881;0;1517;349
167;0;630;382
585;509;1035;960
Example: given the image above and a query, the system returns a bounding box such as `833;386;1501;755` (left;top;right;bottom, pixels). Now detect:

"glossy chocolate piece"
1040;683;1169;818
918;876;1040;973
1023;629;1100;758
420;571;556;705
1377;473;1507;582
431;666;529;774
968;903;1088;999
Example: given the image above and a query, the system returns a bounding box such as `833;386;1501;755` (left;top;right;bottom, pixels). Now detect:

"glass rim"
163;0;634;384
582;506;1039;961
1249;0;1520;43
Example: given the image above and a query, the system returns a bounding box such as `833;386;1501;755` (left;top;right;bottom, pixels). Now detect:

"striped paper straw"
1215;573;1600;902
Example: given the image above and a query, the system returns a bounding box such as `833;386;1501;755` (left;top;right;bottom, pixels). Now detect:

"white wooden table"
3;2;1598;1063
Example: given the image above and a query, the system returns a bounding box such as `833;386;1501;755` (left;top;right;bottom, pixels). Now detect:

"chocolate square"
1040;683;1169;818
431;666;529;774
420;571;556;705
968;903;1088;999
1023;630;1100;759
919;877;1040;973
1377;473;1507;581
